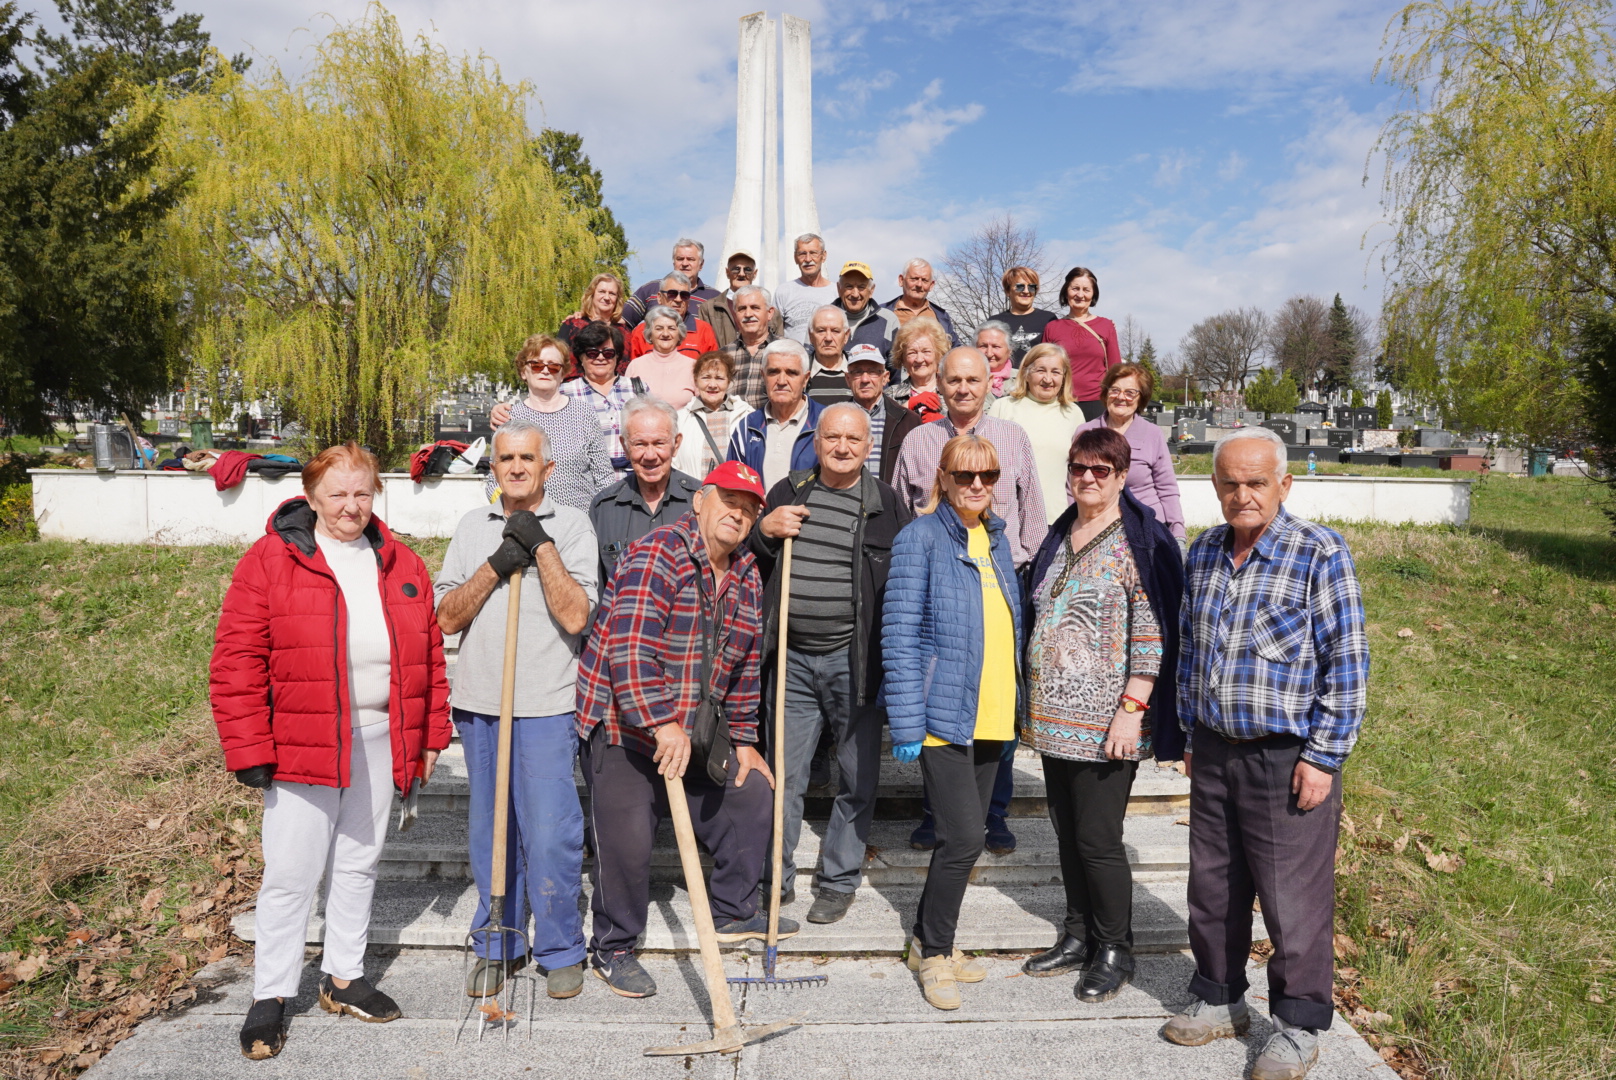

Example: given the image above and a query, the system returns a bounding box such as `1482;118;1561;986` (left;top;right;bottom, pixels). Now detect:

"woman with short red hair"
210;443;450;1059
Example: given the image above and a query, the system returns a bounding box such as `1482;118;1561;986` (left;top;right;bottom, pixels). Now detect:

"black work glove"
502;509;553;555
235;764;274;789
486;535;533;579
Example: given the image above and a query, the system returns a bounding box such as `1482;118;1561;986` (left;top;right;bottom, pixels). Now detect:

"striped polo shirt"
787;481;862;653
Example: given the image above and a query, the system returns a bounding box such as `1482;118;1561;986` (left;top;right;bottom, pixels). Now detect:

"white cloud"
1154;150;1198;189
1218;150;1247;181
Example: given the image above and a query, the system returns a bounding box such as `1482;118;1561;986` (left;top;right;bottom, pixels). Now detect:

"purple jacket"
1076;414;1185;539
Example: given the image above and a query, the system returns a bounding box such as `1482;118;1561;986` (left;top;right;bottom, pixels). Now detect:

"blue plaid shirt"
1177;507;1369;772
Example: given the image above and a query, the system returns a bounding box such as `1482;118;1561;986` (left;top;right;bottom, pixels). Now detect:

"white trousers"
252;723;394;1000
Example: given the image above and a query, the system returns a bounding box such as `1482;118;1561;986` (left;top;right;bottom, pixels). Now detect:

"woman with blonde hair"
882;433;1024;1011
989;343;1086;524
888;316;951;420
558;273;629;355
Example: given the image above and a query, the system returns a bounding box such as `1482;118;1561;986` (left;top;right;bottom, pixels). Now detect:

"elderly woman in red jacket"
210;443;450;1060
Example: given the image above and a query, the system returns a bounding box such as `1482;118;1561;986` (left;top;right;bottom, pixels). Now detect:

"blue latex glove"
892;741;923;763
999;737;1018;761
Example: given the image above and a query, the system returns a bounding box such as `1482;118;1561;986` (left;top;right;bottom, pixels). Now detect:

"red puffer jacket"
210;498;452;792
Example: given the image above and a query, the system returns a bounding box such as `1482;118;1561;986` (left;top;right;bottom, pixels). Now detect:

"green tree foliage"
0;4;184;436
34;0;247;92
161;5;619;455
1352;387;1366;408
1575;313;1616;517
1376;389;1394;429
0;3;29;125
1135;335;1161;386
1376;0;1615;441
1323;293;1360;394
1244;367;1301;415
535;127;627;275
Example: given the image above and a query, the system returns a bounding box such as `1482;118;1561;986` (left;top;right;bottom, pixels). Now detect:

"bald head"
941;347;990;423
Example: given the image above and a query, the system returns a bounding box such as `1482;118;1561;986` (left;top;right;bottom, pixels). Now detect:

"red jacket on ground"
209;498;452;792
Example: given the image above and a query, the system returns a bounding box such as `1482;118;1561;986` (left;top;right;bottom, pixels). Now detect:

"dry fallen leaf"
65;928;92;946
181;924;208;941
14;954;45;982
145;816;165;830
1392;832;1410;855
1373;813;1384;830
139;887;165;915
37;1049;63;1065
1174;816;1190;826
477;1002;516;1022
0;973;16;995
1415;840;1462;873
1396;628;1414;639
206;945;229;964
1333;933;1360;959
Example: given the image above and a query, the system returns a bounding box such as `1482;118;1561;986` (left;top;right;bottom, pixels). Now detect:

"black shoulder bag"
687;582;733;785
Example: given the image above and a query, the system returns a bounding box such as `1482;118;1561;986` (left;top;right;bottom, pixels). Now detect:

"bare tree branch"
932;214;1055;333
1180;307;1269;391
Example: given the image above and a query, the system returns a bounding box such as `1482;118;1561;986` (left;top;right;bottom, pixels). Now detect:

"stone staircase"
233;733;1269;955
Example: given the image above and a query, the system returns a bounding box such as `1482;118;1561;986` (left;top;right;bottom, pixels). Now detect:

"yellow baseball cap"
839;261;874;280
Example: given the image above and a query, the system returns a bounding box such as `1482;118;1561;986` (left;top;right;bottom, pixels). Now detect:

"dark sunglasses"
581;347;619;360
661;289;692;300
949;469;1000;487
1011;283;1038;294
727;265;756;277
1067;462;1116;480
525;360;566;374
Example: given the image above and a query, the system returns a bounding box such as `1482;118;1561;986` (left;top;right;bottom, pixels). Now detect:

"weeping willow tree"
1374;0;1616;443
161;4;614;455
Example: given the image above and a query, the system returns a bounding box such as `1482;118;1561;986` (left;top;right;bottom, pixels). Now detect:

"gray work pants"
776;647;881;895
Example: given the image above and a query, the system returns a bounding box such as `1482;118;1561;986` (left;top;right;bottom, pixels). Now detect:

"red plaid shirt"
575;512;763;755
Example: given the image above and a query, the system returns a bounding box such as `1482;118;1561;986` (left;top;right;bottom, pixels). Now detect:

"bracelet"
1120;694;1150;711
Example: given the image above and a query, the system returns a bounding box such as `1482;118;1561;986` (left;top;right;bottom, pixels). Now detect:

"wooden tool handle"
767;537;792;952
489;569;522;901
663;772;739;1031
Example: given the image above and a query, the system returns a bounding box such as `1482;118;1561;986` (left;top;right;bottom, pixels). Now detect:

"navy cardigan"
1020;488;1187;761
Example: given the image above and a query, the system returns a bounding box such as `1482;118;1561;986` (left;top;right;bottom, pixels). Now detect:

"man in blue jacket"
725;339;825;491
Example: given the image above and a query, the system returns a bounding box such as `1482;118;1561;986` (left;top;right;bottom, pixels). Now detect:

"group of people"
210;237;1368;1080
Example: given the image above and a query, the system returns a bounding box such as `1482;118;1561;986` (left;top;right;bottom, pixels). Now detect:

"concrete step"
376;812;1191;885
414;741;1191;818
232;874;1262;954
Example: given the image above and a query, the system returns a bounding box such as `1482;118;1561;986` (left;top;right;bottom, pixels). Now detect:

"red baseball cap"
702;460;767;502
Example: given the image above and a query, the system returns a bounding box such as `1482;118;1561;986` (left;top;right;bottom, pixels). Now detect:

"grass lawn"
0;477;1610;1078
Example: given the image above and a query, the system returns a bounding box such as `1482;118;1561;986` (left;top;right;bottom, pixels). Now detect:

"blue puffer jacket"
882;502;1025;746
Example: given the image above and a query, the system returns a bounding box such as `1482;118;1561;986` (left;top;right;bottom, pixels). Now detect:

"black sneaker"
317;975;401;1022
713;914;799;942
985;814;1017;855
591;949;657;998
239;998;285;1060
909;815;937;851
806;889;855;924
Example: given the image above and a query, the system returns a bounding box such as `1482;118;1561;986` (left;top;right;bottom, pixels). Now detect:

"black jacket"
1021;488;1187;760
748;467;911;705
875;396;923;487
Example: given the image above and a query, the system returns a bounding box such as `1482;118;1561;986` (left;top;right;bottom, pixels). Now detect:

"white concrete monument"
722;12;820;292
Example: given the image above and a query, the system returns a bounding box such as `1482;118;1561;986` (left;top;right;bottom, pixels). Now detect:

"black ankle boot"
239;998;286;1060
1021;934;1090;977
1076;943;1134;1003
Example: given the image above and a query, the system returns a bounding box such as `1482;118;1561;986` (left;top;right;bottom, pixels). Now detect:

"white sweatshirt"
315;532;393;728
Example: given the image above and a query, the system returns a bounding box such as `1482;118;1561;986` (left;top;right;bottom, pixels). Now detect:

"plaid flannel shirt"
575;512;763;756
723;334;778;410
1176;507;1369;772
562;375;637;472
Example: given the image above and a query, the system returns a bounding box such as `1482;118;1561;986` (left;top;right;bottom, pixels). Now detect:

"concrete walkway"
86;951;1397;1080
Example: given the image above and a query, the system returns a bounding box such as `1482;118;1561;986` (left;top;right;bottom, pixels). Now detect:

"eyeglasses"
948;469;1000;487
581;348;619;360
525;360;566;374
1067;462;1116;480
727;266;756;277
1107;388;1140;401
1011;283;1038;294
661;290;691;300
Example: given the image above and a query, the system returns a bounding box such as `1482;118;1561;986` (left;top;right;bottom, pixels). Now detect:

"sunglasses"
525;360;566;374
727;266;756;277
581;347;619;360
661;289;692;300
948;469;1000;487
1107;388;1140;400
1067;462;1116;480
1011;283;1038;294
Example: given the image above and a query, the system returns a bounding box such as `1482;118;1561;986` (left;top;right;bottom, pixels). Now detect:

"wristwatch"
1120;695;1148;714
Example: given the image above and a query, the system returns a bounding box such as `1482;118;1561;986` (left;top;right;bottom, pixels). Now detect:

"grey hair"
672;238;704;259
794;232;825;250
734;285;773;307
975;319;1011;345
902;258;934;276
492;417;550;460
810;304;848;330
1212;426;1288;477
644;304;683;330
620;394;679;438
761;338;810;372
817;401;871;438
661;271;693;289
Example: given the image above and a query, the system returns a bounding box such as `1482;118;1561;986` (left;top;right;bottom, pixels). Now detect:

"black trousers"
1043;755;1138;947
580;734;773;957
914;740;1005;957
1186;726;1342;1031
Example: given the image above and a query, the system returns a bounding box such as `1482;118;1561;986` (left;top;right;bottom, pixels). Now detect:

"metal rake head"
725;945;829;988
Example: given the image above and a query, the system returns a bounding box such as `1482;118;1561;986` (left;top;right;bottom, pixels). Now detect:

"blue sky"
70;0;1413;359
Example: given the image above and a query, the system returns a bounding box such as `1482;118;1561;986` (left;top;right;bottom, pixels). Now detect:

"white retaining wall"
30;469;1472;546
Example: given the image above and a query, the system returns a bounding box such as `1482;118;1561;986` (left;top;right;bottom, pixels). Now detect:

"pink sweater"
1042;316;1121;402
1075;413;1185;539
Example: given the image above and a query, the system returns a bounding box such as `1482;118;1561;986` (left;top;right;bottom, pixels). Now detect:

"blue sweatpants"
455;708;586;970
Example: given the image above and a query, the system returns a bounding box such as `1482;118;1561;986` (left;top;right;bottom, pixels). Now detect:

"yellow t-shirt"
925;523;1017;745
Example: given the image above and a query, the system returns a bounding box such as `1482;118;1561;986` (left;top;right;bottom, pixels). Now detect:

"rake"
727;536;827;991
457;568;535;1042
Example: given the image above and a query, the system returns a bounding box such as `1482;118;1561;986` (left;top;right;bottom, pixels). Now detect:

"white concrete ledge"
29;469;491;546
1177;474;1472;528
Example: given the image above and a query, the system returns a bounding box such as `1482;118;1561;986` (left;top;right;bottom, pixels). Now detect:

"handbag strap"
1073;317;1106;347
695;575;723;701
691;409;724;471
